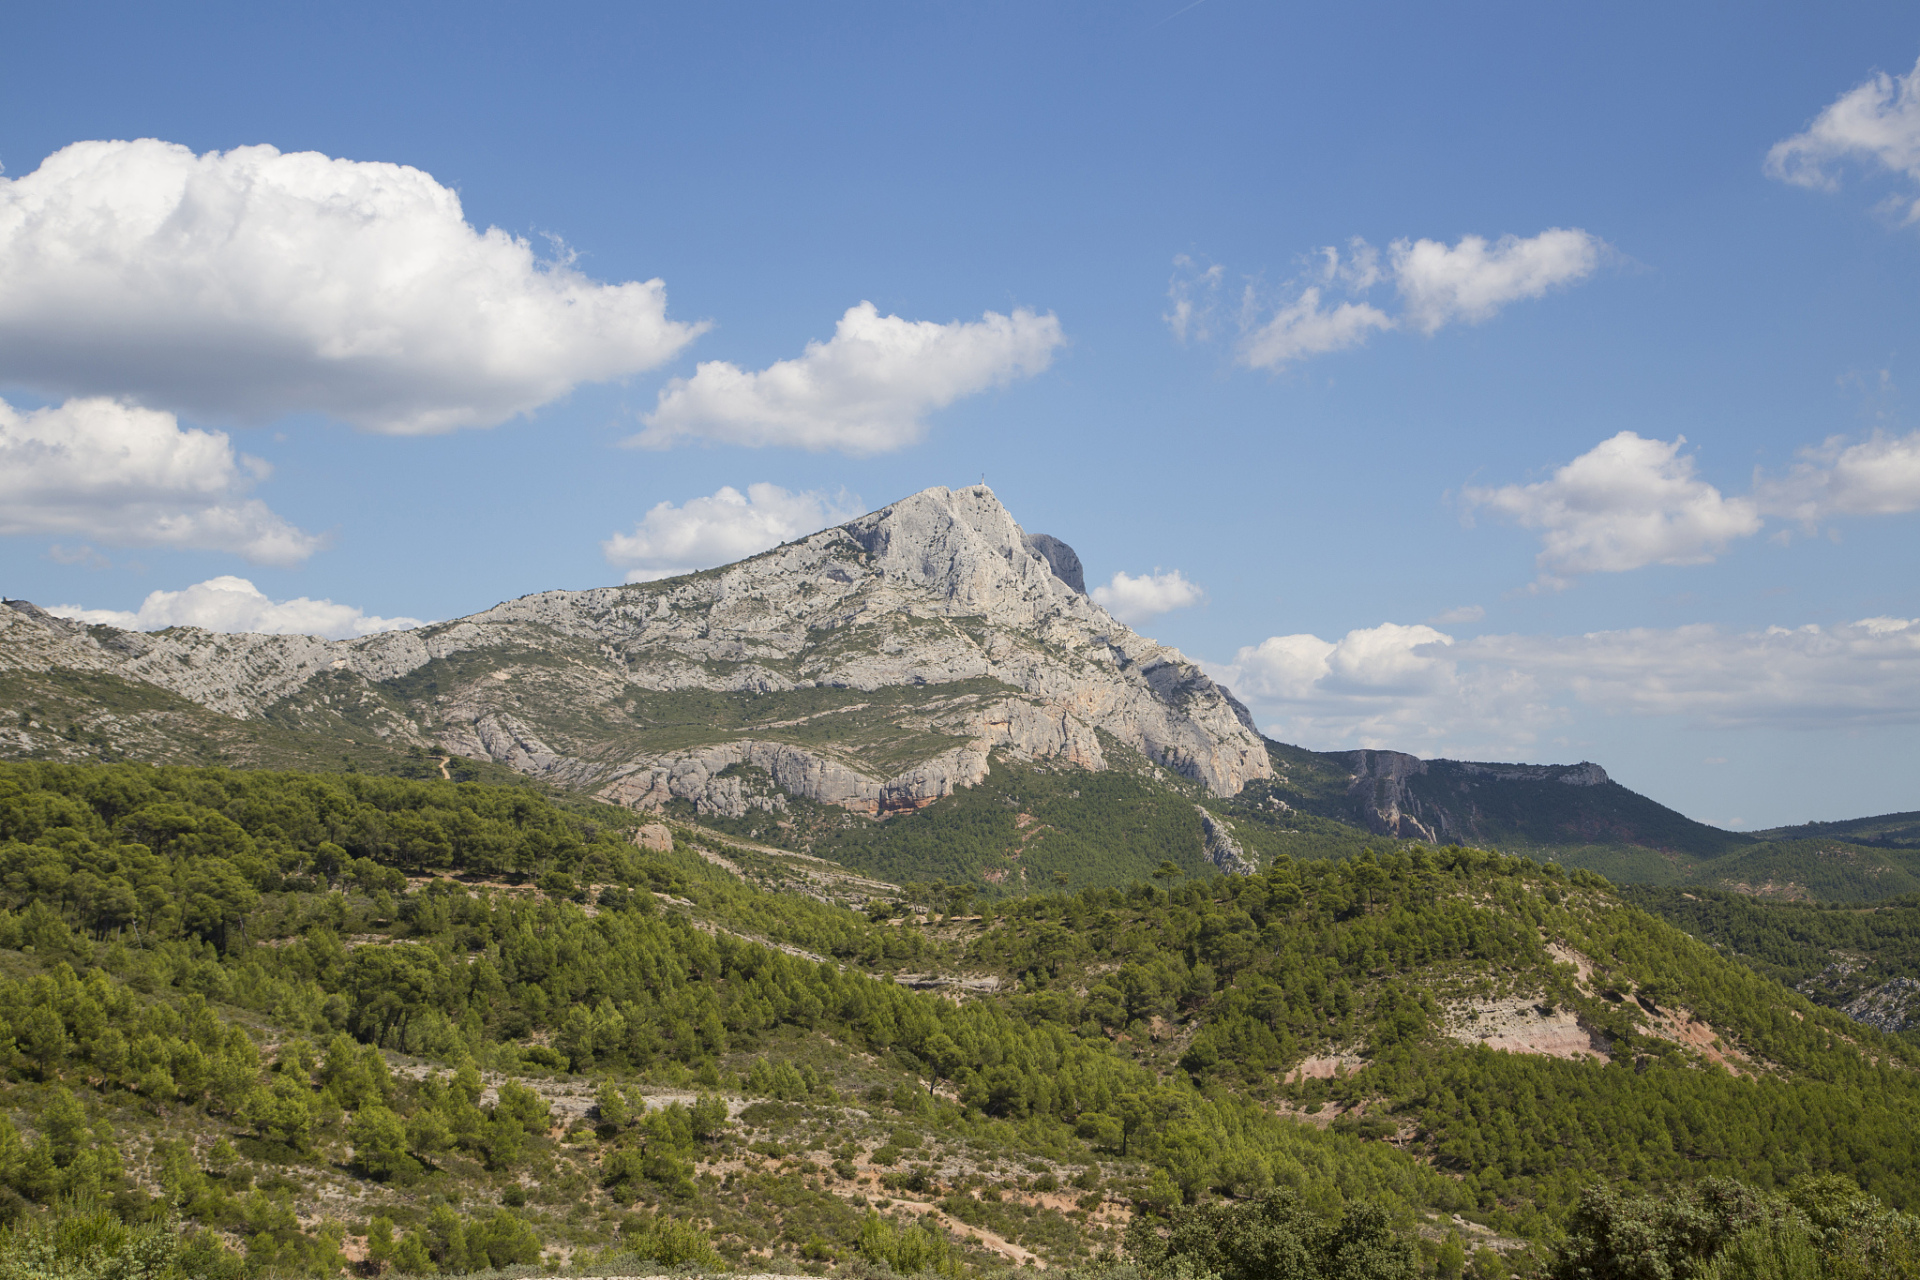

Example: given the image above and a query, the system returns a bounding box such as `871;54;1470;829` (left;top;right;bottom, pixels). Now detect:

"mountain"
6;482;1914;900
2;485;1267;817
9;494;1920;1275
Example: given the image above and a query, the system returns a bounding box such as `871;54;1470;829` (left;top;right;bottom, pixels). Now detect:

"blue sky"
4;1;1919;829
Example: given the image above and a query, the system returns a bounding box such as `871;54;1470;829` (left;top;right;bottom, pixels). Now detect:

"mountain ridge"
8;482;1913;899
3;485;1269;817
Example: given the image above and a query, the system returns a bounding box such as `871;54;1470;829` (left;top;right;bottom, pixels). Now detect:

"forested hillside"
1626;886;1920;1032
0;760;1916;1277
684;753;1388;898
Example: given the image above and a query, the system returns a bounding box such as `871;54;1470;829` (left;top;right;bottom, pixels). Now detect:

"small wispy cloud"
1767;54;1920;223
1174;228;1606;371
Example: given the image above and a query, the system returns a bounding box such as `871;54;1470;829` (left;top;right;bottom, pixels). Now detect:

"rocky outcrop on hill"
3;599;349;719
1843;977;1920;1033
1197;808;1257;876
1343;750;1444;841
2;486;1271;817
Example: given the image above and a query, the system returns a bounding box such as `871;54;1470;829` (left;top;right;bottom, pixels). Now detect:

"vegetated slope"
690;735;1857;905
675;755;1226;896
7;761;1919;1275
1622;886;1920;1035
1239;741;1920;902
1678;838;1920;903
679;744;1404;899
1252;741;1749;859
0;661;430;778
0;760;1491;1275
959;847;1920;1238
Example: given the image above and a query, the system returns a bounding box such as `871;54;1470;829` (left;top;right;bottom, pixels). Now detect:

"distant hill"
1751;810;1920;850
1245;740;1749;856
1621;885;1920;1032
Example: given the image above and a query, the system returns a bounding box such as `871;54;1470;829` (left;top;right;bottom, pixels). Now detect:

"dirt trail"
890;1199;1043;1268
386;1056;756;1126
681;914;836;967
676;822;899;894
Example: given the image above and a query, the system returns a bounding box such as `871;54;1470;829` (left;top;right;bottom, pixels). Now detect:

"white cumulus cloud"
1390;229;1604;334
1216;623;1457;701
0;138;705;433
1465;427;1920;586
603;483;864;582
1463;432;1762;587
0;395;321;564
1767;54;1920;219
1207;622;1553;754
48;576;423;639
1755;429;1920;526
634;302;1065;455
1091;569;1206;625
1207;615;1920;756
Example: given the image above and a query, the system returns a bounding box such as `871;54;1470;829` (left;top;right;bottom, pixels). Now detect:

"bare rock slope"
2;486;1271;816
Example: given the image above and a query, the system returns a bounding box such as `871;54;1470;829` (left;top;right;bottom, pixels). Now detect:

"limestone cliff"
2;486;1271;818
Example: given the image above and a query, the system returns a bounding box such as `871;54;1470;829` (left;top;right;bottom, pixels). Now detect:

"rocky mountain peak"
837;484;1084;619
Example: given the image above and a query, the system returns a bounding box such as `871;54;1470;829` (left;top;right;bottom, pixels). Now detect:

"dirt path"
677;823;899;895
892;1199;1042;1268
435;755;451;780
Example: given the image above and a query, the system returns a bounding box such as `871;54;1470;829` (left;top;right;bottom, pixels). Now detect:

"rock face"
1343;751;1442;842
1335;750;1621;844
1;486;1272;818
1022;534;1086;595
